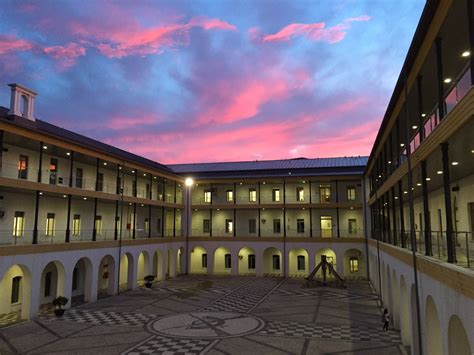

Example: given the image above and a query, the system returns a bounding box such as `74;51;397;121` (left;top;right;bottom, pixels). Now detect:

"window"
45;213;55;236
226;190;234;202
72;267;78;291
248;254;256;269
132;179;137;196
296;187;304;202
350;257;359;273
11;276;21;304
75;168;83;188
319;185;331;203
18;155;28;179
44;271;52;297
49;158;58;185
273;219;281;234
249;219;256;234
272;189;281;202
95;216;103;235
73;214;81;236
297;219;305;234
202;253;208;268
225;219;233;234
145;218;150;234
249;188;257;202
204;190;212;203
203;219;210;233
348;219;357;235
347;186;356;201
272;255;280;270
13;211;25;237
224;254;231;269
116;176;122;194
297;255;305;270
146;183;150;199
97;173;104;192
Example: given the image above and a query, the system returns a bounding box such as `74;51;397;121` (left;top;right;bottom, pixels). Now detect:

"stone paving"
0;276;404;354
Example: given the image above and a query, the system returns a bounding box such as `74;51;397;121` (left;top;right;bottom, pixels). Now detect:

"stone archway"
425;295;443;355
190;246;208;274
238;247;256;275
262;247;282;276
213;247;232;275
98;255;116;297
288;248;309;277
0;264;33;320
448;315;471;355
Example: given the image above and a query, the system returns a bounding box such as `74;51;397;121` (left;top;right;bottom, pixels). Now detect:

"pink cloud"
0;35;33;55
104;115;159;130
196;69;312;125
72;17;236;58
262;15;370;43
43;42;86;68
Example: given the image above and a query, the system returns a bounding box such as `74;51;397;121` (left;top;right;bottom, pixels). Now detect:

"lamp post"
184;177;194;274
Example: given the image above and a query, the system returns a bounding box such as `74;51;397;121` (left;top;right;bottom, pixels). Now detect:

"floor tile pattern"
200;278;281;314
259;320;401;343
43;309;158;327
124;336;212;355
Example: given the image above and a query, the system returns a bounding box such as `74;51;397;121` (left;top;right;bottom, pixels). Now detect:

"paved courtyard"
0;276;404;354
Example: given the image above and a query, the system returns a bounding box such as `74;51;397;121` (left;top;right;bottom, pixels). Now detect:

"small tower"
8;83;38;121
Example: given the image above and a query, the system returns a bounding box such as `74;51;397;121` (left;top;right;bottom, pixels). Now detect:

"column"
132;203;137;239
435;37;446;120
173;208;176;238
421;160;432;255
65;195;72;243
32;190;40;245
441;143;455;262
92;198;98;241
94;158;100;191
114;200;119;240
336;180;340;238
398;180;406;248
148;205;152;238
161;207;165;236
386;192;392;244
391;186;397;246
309;180;313;237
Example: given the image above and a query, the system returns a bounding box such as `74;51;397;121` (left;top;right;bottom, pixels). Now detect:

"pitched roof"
169;156;368;178
0;106;174;174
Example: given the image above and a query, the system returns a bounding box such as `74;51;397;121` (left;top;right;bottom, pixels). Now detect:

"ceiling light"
131;170;135;173
83;197;87;200
378;175;381;178
471;150;474;154
452;161;459;166
66;152;71;156
103;162;107;166
350;206;354;210
194;209;198;211
421;113;426;118
461;51;470;57
444;78;452;84
394;196;398;200
118;166;122;170
143;173;146;177
185;177;193;187
239;182;243;185
400;143;405;147
388;161;392;164
302;208;305;210
62;194;67;198
412;125;418;130
39;192;43;195
416;183;422;186
43;145;47;149
302;180;306;184
262;181;266;185
141;204;144;207
404;191;408;194
411;187;415;190
129;202;132;205
426;177;431;181
437;170;443;175
217;208;220;211
262;208;265;211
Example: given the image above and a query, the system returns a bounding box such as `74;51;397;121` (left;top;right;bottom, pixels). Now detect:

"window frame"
13;211;25;237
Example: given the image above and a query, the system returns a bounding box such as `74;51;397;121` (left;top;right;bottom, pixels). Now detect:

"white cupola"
8;83;38;121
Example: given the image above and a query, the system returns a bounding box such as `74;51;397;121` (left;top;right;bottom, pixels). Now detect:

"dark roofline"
365;0;439;173
0;107;175;175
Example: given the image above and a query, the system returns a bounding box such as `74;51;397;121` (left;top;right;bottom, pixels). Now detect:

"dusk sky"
0;1;425;164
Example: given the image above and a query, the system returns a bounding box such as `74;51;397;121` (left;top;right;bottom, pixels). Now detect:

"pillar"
441;143;455;262
421;160;432;255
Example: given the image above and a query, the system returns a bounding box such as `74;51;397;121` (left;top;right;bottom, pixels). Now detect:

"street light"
184;177;194;274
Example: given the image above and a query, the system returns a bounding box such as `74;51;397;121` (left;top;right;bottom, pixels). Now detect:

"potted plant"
144;275;155;288
52;296;69;317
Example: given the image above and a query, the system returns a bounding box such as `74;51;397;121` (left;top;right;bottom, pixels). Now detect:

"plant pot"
54;309;65;317
145;282;152;288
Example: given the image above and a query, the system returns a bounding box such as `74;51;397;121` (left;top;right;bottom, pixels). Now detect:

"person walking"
382;308;390;331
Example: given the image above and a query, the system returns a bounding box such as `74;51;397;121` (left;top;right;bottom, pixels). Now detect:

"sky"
0;0;425;164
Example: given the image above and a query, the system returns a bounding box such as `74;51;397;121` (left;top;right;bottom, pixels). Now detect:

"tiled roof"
169;156;368;174
0;106;174;173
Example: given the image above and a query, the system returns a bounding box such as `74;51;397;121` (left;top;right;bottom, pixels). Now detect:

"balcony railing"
373;229;474;269
190;228;363;238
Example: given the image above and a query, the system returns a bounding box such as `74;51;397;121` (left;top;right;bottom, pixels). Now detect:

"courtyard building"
0;0;473;354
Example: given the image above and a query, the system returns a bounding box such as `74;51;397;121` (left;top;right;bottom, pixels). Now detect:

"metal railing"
190;228;364;238
373;229;474;269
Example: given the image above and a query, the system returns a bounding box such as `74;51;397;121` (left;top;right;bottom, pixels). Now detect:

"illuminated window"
225;219;233;233
73;214;81;236
272;189;281;202
115;216;120;232
350;257;359;273
95;216;102;235
226;190;234;202
18;155;28;179
249;188;257;202
145;218;149;233
296;187;304;202
13;211;25;237
319;185;331;203
347;186;356;201
204;190;211;203
45;213;55;236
